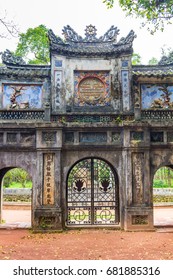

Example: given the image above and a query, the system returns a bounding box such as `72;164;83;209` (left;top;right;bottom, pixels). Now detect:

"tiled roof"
48;25;136;58
132;64;173;77
0;64;50;78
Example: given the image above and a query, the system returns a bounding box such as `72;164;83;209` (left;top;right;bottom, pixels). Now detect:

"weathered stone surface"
0;25;173;231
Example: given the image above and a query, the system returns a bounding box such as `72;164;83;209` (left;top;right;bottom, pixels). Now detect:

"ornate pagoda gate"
67;158;119;226
1;24;173;231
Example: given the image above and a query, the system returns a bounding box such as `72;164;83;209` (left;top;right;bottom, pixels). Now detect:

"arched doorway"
66;158;119;226
153;166;173;226
0;167;32;228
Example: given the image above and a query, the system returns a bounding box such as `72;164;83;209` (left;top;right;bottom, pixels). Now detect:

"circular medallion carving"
78;77;105;105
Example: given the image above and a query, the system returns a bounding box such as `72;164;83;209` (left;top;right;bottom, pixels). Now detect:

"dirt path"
0;228;173;260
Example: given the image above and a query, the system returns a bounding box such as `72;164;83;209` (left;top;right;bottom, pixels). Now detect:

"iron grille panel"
67;158;119;225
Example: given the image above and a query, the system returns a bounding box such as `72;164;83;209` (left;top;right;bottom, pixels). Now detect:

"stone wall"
0;27;173;231
51;55;132;114
3;188;32;202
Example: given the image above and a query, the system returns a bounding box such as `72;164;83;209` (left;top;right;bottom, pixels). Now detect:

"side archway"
66;157;119;226
152;166;173;226
0;167;32;227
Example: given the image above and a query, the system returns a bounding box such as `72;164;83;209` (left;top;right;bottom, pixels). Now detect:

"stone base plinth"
124;207;154;231
33;208;62;231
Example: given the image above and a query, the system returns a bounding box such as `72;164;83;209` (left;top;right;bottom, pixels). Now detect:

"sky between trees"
0;0;173;64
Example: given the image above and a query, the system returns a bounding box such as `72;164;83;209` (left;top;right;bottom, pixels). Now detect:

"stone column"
124;149;154;231
33;129;63;231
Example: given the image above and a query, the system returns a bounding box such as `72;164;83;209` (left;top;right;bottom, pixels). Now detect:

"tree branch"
0;12;19;38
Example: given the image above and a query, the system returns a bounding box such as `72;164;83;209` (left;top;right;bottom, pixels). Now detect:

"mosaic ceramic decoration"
3;84;42;109
121;70;130;111
54;71;62;108
74;71;110;107
141;84;173;109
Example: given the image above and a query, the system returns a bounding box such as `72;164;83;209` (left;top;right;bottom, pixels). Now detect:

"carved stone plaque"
74;71;110;107
132;153;144;205
132;215;148;225
79;77;105;105
42;132;56;143
20;132;36;146
112;132;121;143
43;153;55;205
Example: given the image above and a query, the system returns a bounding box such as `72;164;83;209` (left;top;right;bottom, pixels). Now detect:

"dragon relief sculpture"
0;49;26;65
61;24;120;43
9;86;29;109
118;30;136;45
151;85;173;109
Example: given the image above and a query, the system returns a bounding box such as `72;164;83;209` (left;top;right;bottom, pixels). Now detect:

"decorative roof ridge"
117;30;136;46
0;49;51;68
47;29;65;45
48;25;136;46
61;24;120;43
0;49;26;66
48;25;136;57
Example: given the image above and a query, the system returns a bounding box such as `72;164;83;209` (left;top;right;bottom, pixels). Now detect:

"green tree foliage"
158;46;173;64
103;0;173;33
3;168;31;188
153;167;173;188
132;53;141;65
15;25;50;64
148;57;158;65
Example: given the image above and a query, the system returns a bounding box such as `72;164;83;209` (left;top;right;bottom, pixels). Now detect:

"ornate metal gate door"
67;158;119;225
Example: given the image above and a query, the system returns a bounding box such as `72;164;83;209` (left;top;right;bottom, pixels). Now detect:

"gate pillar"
124;149;154;231
33;130;63;231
